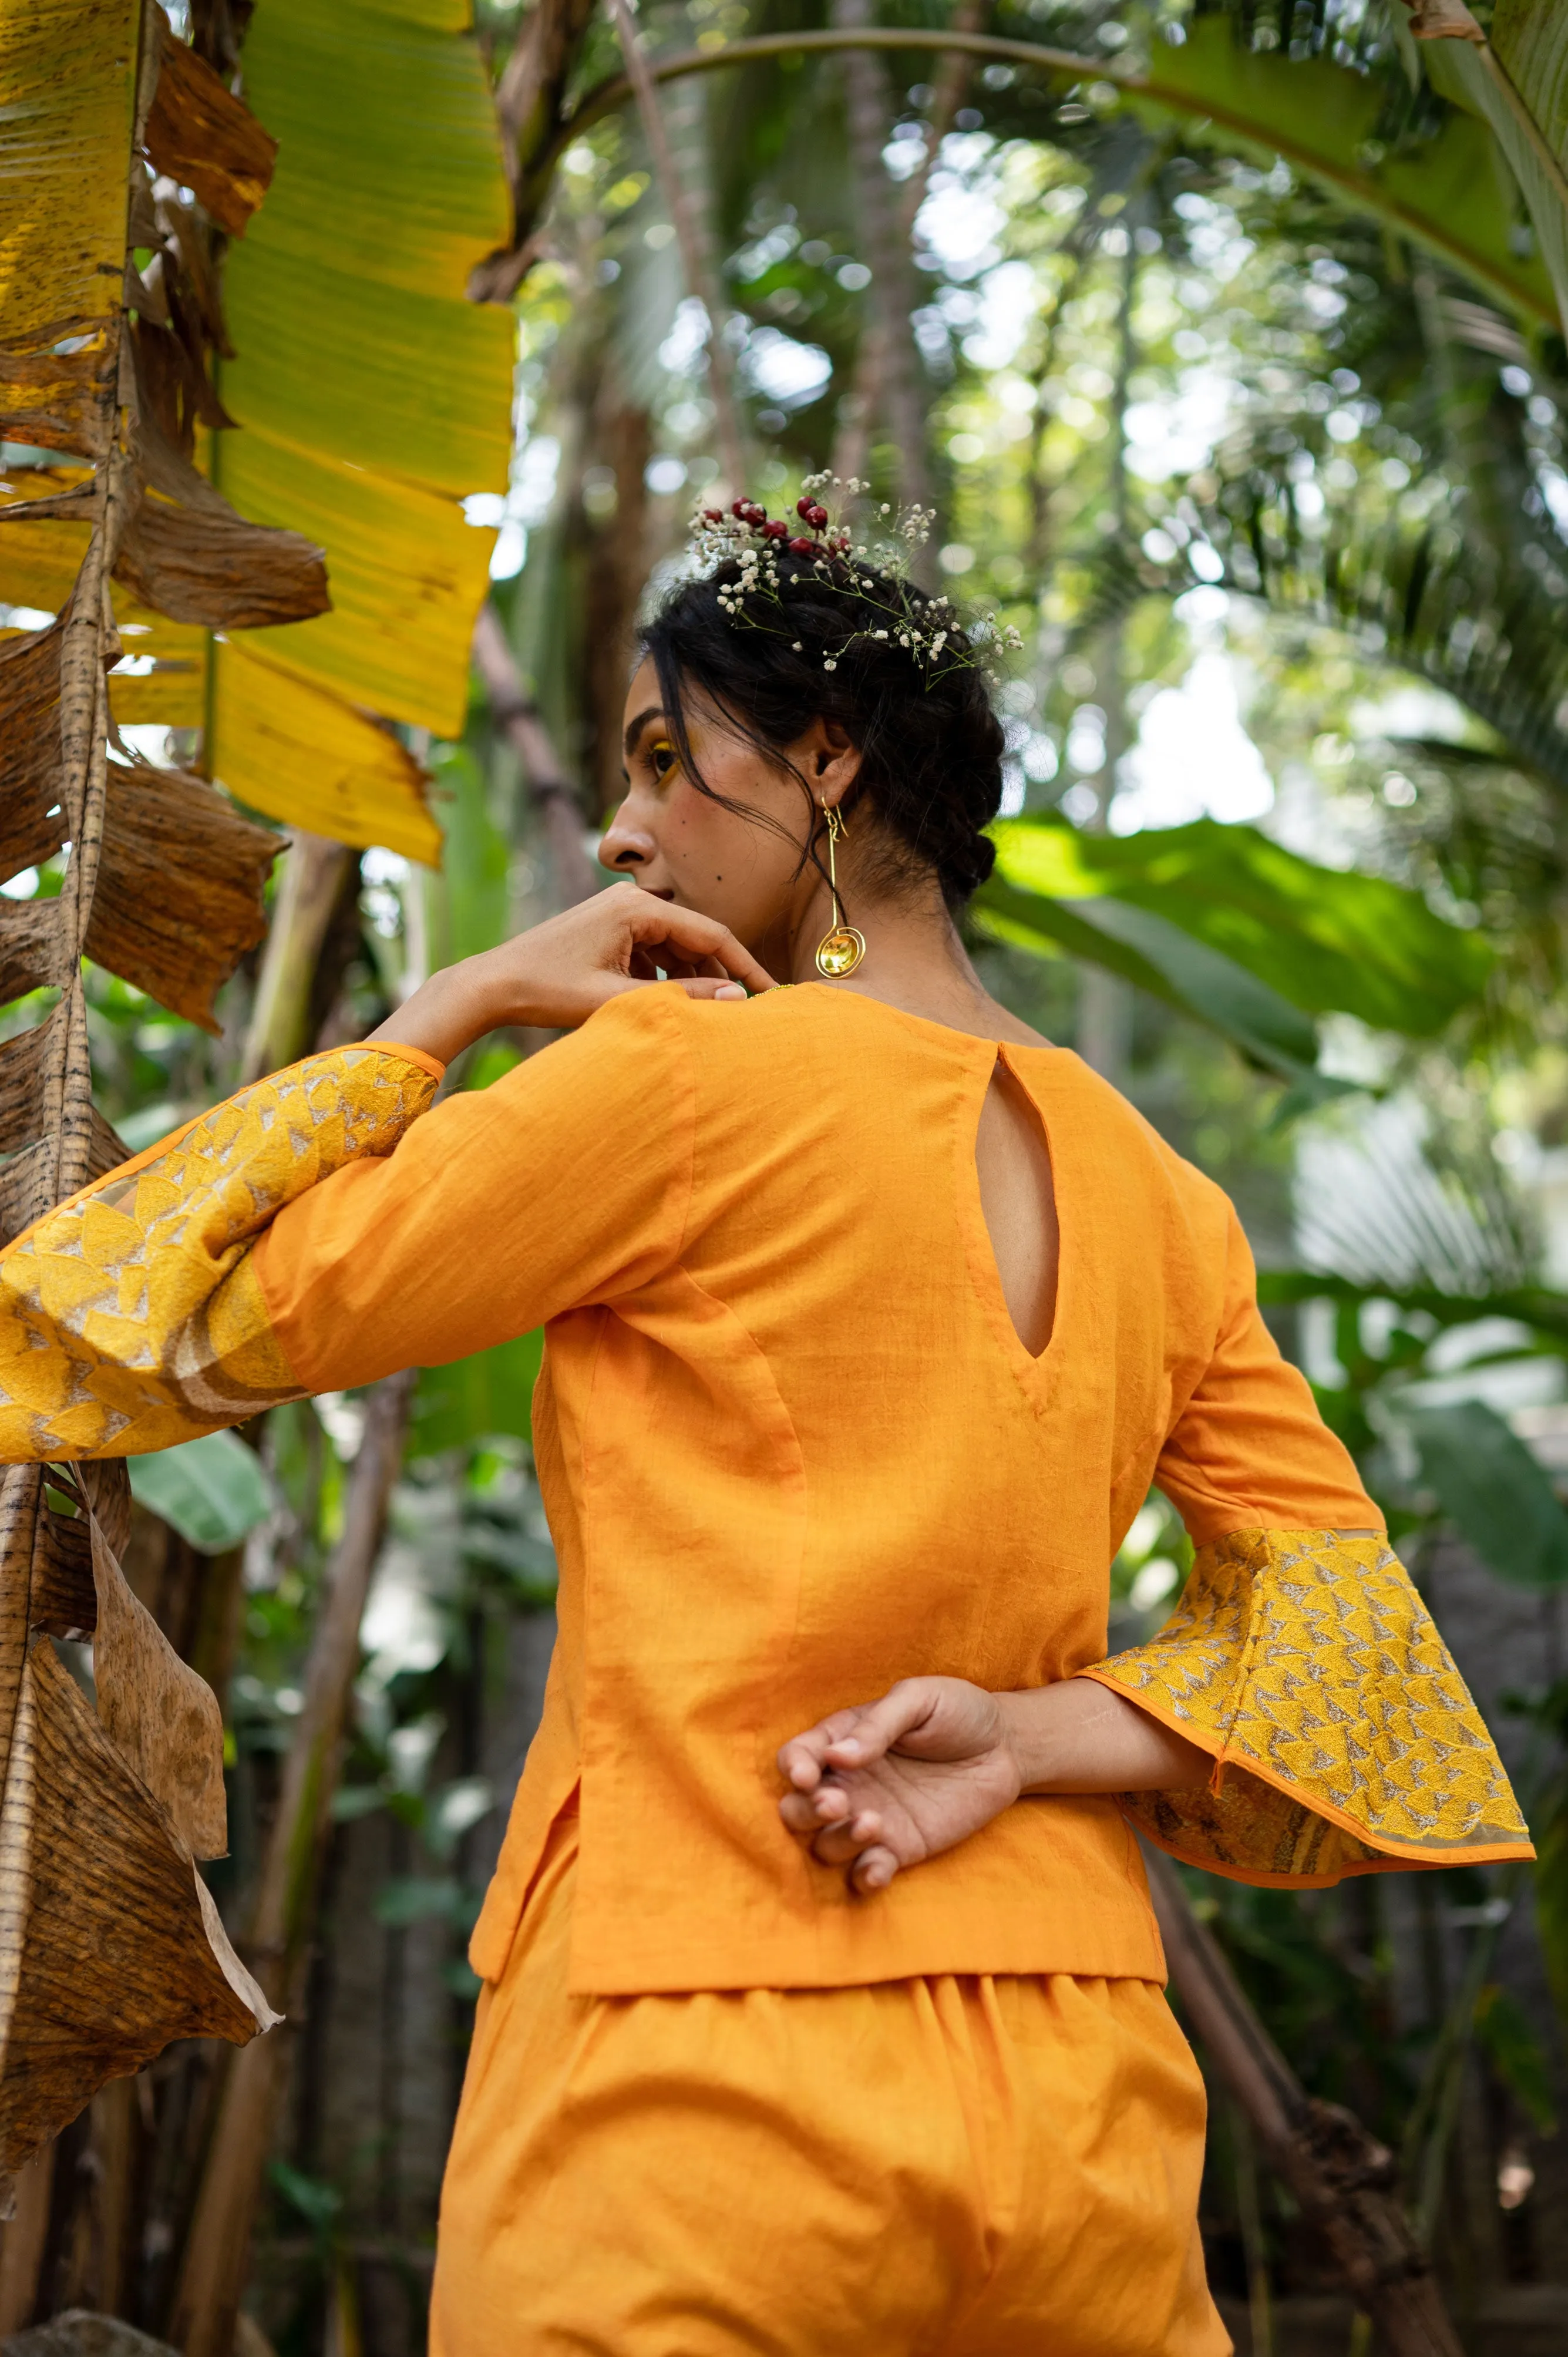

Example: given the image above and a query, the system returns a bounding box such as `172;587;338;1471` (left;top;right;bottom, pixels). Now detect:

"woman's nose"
598;802;655;874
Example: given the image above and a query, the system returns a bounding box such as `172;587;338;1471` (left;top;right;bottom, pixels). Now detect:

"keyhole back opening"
974;1054;1059;1361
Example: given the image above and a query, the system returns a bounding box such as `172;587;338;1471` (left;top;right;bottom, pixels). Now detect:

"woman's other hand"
367;885;775;1067
776;1674;1212;1896
776;1679;1024;1897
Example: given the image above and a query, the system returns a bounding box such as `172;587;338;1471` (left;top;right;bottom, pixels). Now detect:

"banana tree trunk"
472;606;599;910
238;832;357;1085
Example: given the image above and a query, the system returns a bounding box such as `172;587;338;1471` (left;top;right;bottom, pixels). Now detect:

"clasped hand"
778;1672;1213;1895
776;1677;1025;1897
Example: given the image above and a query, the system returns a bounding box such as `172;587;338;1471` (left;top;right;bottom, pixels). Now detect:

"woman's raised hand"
368;885;775;1066
776;1677;1025;1897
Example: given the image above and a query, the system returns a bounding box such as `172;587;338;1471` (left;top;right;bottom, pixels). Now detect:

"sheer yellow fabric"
1080;1528;1532;1885
0;1044;438;1460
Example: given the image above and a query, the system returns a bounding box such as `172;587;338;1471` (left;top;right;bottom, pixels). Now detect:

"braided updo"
638;547;1005;910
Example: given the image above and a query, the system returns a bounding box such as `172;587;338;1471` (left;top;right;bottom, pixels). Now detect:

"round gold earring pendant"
815;923;866;979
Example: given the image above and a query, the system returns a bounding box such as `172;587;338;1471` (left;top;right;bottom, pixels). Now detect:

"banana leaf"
1132;15;1559;331
1425;4;1568;337
192;0;512;862
977;875;1337;1087
127;1430;277;1555
986;816;1492;1040
586;14;1559;328
1401;1398;1568;1589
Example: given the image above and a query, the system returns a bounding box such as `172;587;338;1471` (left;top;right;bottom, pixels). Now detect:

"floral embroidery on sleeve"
0;1045;438;1461
1079;1529;1532;1886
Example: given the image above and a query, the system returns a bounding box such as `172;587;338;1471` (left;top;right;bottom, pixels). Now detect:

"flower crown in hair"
685;472;1021;684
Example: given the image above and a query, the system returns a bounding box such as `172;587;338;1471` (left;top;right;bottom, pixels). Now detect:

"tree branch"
1143;1845;1465;2357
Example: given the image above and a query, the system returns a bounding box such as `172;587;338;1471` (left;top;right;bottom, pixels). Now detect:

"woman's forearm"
994;1677;1212;1795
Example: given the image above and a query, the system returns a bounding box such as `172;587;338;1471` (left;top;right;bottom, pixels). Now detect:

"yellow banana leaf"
211;635;440;865
204;0;514;816
0;0;134;341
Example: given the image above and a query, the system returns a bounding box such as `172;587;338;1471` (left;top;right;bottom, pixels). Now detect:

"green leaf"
1427;11;1568;336
1473;1982;1558;2133
1257;1269;1568;1349
373;1873;471;1930
411;1330;546;1457
977;875;1329;1080
127;1429;276;1554
586;19;1560;327
204;0;515;856
988;817;1492;1037
1134;16;1559;328
1401;1399;1568;1588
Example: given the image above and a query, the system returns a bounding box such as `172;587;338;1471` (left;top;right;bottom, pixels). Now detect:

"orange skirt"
431;1810;1229;2357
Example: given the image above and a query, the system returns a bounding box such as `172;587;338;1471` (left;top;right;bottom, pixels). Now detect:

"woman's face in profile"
600;659;849;957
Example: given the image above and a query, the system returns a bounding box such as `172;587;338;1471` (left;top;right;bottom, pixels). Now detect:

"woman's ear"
812;719;862;792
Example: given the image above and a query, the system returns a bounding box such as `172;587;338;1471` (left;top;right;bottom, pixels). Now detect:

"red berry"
807;503;829;530
703;507;725;523
731;499;749;518
796;496;815;520
788;535;815;554
744;502;768;526
763;518;788;539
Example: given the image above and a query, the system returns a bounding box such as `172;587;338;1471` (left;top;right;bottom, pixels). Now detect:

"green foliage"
127;1430;277;1554
1404;1400;1568;1589
980;874;1331;1082
991;813;1493;1034
1130;12;1557;328
410;1330;545;1457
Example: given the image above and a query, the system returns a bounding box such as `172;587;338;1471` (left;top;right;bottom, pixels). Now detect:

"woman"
0;506;1530;2353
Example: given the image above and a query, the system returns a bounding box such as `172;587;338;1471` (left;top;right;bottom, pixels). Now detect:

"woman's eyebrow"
623;705;666;760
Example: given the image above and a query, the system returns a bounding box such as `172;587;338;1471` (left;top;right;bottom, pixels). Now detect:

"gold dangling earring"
814;803;866;979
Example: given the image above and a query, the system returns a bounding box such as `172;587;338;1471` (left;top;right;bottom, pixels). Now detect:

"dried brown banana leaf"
86;764;279;1031
0;903;69;1008
0;1640;271;2180
0;338;116;466
142;15;277;240
26;1501;97;1644
81;1496;226;1859
26;1463;130;1644
0;466;99;525
113;402;327;631
0;623;70;885
0;988;92;1182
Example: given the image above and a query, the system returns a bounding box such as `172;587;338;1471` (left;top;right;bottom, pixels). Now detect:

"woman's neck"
778;872;1049;1048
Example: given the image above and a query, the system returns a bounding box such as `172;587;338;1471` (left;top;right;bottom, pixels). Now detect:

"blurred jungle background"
5;0;1568;2349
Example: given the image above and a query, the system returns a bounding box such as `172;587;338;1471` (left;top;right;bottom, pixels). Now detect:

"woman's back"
234;980;1369;1992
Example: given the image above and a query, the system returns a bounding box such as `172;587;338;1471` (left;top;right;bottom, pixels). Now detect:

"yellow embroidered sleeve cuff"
1078;1529;1533;1886
0;1044;442;1461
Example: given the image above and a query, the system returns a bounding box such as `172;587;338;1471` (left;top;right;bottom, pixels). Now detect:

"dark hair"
638;547;1005;910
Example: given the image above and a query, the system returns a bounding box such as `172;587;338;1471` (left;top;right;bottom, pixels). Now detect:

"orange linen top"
0;984;1532;1993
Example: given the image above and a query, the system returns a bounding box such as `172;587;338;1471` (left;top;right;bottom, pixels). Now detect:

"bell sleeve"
1076;1211;1534;1886
0;986;696;1462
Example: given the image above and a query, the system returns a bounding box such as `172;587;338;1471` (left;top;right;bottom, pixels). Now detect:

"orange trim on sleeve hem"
362;1041;446;1082
1073;1666;1537;1878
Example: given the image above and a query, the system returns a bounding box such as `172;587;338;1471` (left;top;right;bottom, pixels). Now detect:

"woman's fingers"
819;1682;938;1773
776;1709;850;1792
613;889;775;994
850;1845;900;1894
